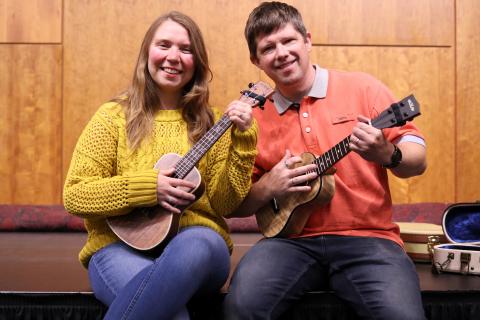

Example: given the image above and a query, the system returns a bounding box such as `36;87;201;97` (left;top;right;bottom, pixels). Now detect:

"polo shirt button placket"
298;102;317;152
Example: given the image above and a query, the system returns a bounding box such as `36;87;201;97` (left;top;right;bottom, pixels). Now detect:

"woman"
63;11;257;320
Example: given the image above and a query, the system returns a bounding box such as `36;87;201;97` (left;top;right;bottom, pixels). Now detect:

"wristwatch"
382;144;402;169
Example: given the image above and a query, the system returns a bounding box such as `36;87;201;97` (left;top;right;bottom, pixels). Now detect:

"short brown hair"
245;2;307;59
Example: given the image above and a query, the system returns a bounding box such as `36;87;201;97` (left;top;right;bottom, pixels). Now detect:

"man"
223;2;427;319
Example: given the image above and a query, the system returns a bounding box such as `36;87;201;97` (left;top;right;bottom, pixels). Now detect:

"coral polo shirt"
252;66;425;246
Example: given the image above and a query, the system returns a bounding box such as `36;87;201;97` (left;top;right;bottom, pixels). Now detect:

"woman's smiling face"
147;19;195;95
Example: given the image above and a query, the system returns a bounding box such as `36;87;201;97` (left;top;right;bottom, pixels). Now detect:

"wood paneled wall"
456;0;480;202
1;0;478;205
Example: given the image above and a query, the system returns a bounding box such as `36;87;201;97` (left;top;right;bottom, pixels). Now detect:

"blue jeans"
88;226;230;320
224;235;426;320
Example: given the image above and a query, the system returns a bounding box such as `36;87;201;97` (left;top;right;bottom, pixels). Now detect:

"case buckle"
460;252;471;274
434;252;454;274
428;236;441;274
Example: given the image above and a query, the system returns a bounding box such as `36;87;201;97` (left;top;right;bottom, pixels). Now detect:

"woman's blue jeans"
224;235;426;320
88;226;230;320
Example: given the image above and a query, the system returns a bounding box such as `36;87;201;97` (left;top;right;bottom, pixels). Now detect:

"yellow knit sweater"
63;102;257;267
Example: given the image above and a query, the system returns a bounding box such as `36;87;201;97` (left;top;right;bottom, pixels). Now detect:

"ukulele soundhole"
138;207;153;219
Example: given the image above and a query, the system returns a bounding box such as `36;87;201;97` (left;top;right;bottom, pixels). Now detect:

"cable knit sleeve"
63;103;158;218
204;109;258;216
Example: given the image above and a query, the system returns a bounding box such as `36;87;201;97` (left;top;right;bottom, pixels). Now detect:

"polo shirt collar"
272;65;328;115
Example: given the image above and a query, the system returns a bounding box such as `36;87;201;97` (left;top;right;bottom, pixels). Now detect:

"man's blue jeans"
88;226;230;320
224;235;426;320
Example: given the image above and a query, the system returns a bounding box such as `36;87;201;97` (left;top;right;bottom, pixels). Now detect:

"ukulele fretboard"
314;137;351;175
174;114;232;179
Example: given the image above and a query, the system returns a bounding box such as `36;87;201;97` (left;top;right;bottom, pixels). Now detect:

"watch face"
383;144;402;168
392;145;402;162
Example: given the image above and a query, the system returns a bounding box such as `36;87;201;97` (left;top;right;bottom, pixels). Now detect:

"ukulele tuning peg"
248;83;254;88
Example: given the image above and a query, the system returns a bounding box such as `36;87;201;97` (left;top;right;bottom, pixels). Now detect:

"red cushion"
392;202;449;225
0;203;449;233
226;216;259;233
226;202;451;233
0;205;85;232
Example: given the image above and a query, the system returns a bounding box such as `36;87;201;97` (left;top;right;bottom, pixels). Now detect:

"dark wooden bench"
2;204;480;319
2;264;480;320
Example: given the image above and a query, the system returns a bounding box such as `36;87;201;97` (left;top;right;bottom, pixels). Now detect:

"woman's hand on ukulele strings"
226;100;253;132
156;167;196;214
263;150;318;199
349;115;391;164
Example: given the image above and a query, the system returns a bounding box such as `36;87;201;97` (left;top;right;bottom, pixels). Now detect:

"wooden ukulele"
107;82;274;250
256;95;421;238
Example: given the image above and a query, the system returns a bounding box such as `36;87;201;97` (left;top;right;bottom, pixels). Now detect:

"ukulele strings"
174;85;262;179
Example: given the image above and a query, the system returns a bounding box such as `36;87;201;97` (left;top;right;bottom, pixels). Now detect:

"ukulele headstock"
372;94;421;129
240;81;274;109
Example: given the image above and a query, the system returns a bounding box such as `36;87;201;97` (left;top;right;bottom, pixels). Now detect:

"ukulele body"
255;152;335;238
107;153;204;250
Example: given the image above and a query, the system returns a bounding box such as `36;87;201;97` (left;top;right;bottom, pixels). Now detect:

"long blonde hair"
117;11;214;150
